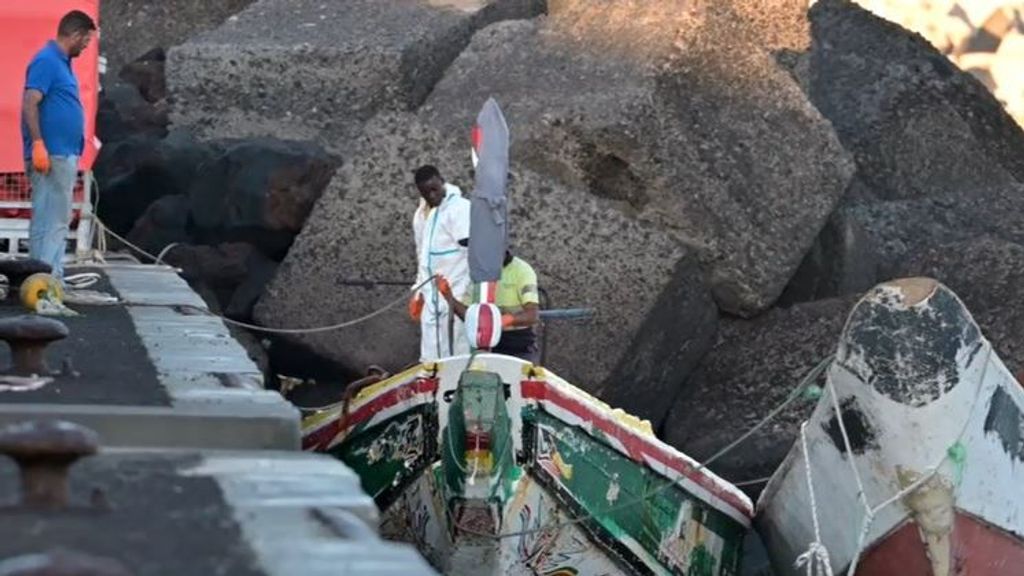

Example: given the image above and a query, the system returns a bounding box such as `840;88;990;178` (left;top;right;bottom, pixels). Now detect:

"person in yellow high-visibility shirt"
438;249;540;363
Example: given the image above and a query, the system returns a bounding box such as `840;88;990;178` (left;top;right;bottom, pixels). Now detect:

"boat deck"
0;263;299;450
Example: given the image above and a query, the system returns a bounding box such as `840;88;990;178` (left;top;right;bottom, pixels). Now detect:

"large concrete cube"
167;0;543;149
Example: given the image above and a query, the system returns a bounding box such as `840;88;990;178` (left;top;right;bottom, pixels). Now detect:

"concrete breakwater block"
167;0;544;150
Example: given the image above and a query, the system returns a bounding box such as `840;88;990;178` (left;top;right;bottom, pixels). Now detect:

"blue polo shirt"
22;40;84;159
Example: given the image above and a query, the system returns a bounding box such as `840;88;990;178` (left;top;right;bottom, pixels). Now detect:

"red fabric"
476;303;495;350
471;124;482;152
0;1;100;173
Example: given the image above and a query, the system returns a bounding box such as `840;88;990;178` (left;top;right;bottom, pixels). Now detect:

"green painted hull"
303;355;752;575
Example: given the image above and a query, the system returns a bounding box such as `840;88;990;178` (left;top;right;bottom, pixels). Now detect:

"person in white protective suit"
408;165;472;361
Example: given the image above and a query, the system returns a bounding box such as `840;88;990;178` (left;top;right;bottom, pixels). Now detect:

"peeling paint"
983;387;1024;462
838;282;980;407
605;476;620;505
823;397;878;456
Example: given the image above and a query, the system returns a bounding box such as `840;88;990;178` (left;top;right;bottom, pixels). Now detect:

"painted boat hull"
303;354;753;575
855;511;1024;575
756;278;1024;576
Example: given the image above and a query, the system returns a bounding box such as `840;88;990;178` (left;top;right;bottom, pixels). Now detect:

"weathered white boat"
757;277;1024;575
302;353;754;575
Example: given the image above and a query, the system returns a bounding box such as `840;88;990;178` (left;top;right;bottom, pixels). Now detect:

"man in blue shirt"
21;11;96;282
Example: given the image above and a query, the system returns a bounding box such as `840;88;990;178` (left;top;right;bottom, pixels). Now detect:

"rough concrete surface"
663;296;858;487
167;0;543;149
100;0;256;78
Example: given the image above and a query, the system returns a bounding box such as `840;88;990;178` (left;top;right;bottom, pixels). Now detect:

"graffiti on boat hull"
354;414;425;467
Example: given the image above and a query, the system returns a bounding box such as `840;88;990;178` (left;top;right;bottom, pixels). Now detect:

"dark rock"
788;0;1024;301
266;337;359;387
225;253;278;321
902;237;1024;377
96;83;168;144
662;296;858;487
809;0;1024;200
255;113;717;429
100;0;257;79
0;260;52;287
829;179;1024;286
167;0;545;151
778;180;880;305
125;195;192;257
186;138;338;258
95;131;215;237
163;243;255;291
422;16;853;317
119;47;167;103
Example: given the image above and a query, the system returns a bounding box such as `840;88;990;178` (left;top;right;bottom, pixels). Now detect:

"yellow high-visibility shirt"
462;257;539;326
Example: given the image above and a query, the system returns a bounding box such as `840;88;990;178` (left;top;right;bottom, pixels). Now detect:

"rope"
453;355;835;540
89;216;168;264
203;284;429;334
80;214;440;334
795;422;834;576
731;476;773;488
801;347;992;576
155;242;181;265
64;272;101;290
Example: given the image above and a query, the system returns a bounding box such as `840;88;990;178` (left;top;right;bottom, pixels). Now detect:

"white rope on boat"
795;422;834;576
804;346;992;575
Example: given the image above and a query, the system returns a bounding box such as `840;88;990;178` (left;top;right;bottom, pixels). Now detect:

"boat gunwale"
301;355;755;523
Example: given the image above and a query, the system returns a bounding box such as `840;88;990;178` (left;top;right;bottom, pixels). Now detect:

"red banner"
0;1;100;173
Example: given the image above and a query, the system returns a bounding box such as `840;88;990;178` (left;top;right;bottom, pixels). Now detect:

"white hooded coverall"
413;183;472;361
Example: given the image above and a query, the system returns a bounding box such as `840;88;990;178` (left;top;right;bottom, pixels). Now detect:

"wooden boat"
302;353;753;575
756;277;1024;575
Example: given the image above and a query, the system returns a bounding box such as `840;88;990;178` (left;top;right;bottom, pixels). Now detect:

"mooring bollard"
0;316;69;376
0;420;99;509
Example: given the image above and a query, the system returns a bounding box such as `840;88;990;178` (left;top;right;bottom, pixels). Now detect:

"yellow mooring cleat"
20;272;64;311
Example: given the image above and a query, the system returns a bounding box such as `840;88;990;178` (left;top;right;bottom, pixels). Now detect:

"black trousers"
492;328;539;364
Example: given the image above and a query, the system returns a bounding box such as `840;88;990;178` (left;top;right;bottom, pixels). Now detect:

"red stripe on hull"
521;379;753;519
855;511;1024;575
302;377;439;450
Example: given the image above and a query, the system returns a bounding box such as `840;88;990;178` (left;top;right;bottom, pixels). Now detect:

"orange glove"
408;293;424;321
501;313;515;329
436;276;452;300
31;140;50;174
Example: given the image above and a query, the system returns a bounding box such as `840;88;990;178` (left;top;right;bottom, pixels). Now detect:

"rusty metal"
0;549;131;576
0;316;68;376
0;421;99;509
338;365;391;428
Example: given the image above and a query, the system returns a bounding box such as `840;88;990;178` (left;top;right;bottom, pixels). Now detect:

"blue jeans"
27;156;77;282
